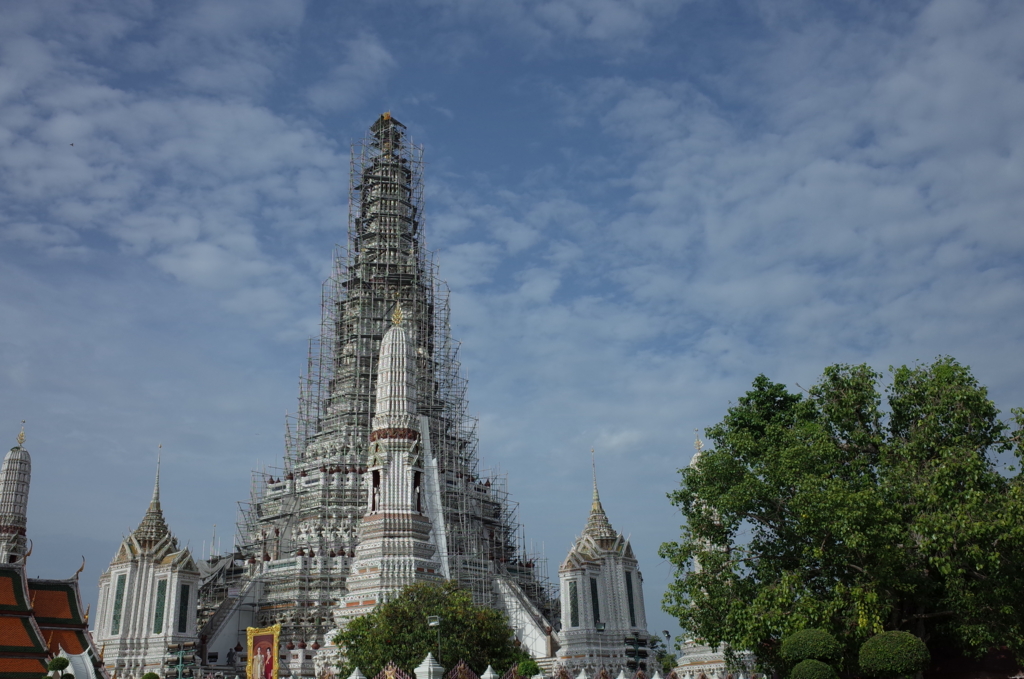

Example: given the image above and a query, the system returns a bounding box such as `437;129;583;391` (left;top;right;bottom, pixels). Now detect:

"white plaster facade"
673;642;755;679
0;431;31;564
557;469;651;676
93;465;201;679
338;312;443;622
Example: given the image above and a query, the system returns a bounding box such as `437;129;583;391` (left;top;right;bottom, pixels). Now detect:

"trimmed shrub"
781;629;843;664
141;673;161;679
859;631;930;679
790;659;838;679
47;659;70;673
518;659;540;677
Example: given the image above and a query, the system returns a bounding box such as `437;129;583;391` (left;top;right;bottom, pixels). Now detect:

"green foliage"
648;636;678;674
859;631;930;679
660;358;1024;675
47;659;69;673
781;629;841;665
518;659;540;677
333;581;530;676
141;673;161;679
790;659;837;679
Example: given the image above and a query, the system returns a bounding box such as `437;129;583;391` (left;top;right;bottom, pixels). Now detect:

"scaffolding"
200;114;557;652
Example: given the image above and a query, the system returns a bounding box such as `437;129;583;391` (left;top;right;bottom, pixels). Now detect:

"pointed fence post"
415;654;445;679
349;669;367;679
481;667;498;679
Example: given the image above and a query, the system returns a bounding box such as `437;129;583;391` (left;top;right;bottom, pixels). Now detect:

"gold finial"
17;421;25;446
392;303;404;326
694;428;704;453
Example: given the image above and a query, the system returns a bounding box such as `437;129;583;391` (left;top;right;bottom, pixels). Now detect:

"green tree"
334;581;530;676
648;636;677;674
659;358;1024;674
517;659;540;677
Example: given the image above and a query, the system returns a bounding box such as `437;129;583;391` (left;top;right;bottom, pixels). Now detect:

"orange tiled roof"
41;628;87;655
0;657;48;676
31;588;73;621
0;576;18;608
0;616;39;648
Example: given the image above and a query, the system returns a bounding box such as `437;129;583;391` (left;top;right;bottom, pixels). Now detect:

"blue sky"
3;0;1024;646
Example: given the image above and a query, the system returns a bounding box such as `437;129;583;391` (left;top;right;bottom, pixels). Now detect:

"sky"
2;0;1024;649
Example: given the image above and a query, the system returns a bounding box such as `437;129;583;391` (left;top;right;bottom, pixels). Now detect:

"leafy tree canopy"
660;358;1024;674
517;659;540;677
648;636;678;674
334;581;530;676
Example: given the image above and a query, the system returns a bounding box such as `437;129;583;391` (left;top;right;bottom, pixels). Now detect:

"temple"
92;458;200;678
208;114;558;663
340;305;444;620
556;461;651;676
89;113;663;679
0;431;106;679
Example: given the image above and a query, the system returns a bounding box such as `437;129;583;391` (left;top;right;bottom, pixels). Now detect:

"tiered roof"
0;431;107;679
0;564;48;679
561;464;634;569
0;565;106;679
29;577;99;660
111;462;190;567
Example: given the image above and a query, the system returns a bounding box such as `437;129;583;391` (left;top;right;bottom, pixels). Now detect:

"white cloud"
3;0;1024;644
307;33;397;111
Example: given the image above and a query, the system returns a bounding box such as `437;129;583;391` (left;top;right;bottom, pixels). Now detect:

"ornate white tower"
673;433;754;679
0;427;31;564
339;306;443;621
557;460;651;676
93;460;201;679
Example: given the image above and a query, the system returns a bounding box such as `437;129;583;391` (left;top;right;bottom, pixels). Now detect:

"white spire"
414;653;444;679
0;426;31;562
690;428;704;466
372;305;418;432
151;446;161;508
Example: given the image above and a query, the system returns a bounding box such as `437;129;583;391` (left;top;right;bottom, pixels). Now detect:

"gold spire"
392;303;404;326
16;421;25;447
